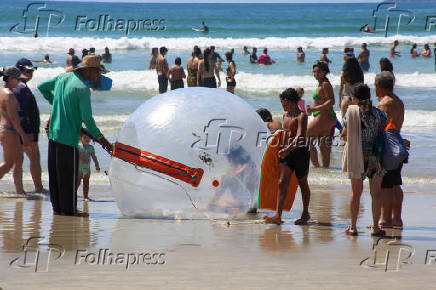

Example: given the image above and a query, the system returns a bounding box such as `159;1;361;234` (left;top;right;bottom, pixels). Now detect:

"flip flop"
392;225;403;230
345;227;358;236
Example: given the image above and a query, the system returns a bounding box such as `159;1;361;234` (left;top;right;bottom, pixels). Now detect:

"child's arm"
90;146;100;171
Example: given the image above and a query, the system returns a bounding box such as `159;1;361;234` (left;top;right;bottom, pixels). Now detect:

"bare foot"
295;212;310;225
263;214;283;225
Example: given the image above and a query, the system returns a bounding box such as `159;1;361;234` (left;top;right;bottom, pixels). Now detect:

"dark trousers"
171;79;184;90
48;139;78;215
158;74;168;93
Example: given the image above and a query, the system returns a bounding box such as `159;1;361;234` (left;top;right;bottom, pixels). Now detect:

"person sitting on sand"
77;130;100;201
307;61;336;168
320;48;332;64
101;47;112;63
168;57;186;90
250;47;258;64
357;43;370;72
296;47;305;63
256;108;282;134
421;44;431;57
341;83;387;236
258;48;275;65
264;88;311;225
390;40;400;58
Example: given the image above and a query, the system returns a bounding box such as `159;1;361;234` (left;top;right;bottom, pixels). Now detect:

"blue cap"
15;58;36;70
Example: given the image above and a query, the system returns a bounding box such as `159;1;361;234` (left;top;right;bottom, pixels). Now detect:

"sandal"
345;227;358;236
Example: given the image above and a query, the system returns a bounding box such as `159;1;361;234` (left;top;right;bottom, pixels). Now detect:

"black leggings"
48;139;79;215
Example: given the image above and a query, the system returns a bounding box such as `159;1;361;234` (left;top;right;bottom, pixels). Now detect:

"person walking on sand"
263;88;311;225
0;67;31;194
375;71;408;230
38;55;112;217
13;58;48;194
307;61;336;168
341;83;387;236
156;47;169;93
168;57;186;90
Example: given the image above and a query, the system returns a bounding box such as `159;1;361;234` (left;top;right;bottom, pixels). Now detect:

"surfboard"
258;130;299;211
192;28;208;33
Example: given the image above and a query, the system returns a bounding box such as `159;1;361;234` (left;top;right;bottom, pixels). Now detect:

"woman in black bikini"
0;66;31;194
225;51;236;94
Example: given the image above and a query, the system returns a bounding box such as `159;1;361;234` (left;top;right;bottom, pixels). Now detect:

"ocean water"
1;0;436;191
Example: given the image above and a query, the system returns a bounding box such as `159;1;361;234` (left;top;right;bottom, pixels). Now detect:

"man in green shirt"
38;55;112;217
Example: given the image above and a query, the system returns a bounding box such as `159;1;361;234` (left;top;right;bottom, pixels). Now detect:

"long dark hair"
204;48;211;72
342;57;364;85
410;43;417;54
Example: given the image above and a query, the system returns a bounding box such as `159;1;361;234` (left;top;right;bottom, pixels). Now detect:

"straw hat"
74;55;108;73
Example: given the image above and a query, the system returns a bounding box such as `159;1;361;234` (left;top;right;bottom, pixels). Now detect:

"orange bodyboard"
258;130;299;211
112;142;204;187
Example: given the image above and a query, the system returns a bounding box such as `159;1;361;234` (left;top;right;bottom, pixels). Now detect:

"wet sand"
1;185;436;289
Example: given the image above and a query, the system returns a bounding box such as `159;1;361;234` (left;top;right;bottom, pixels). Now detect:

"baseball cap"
15;58;37;70
2;66;28;79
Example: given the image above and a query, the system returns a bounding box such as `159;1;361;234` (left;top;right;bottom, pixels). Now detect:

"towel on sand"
342;105;364;179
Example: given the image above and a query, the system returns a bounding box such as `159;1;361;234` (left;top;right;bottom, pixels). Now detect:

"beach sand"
1;184;436;289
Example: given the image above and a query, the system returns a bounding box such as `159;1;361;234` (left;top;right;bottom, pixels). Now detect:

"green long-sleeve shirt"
38;72;102;147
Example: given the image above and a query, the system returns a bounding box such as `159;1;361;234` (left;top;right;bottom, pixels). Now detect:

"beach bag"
381;129;409;171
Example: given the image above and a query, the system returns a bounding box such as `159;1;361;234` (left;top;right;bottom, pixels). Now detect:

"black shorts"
226;80;236;87
279;146;310;179
382;163;403;188
158;74;168;94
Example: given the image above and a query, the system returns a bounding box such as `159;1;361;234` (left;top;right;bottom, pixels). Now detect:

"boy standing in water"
78;131;100;201
264;88;311;225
